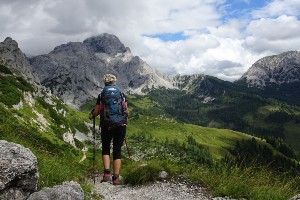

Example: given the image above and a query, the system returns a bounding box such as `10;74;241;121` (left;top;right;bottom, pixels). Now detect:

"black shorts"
101;125;126;160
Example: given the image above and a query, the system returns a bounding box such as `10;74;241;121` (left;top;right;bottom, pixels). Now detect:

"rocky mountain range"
240;51;300;88
1;34;299;107
29;33;175;108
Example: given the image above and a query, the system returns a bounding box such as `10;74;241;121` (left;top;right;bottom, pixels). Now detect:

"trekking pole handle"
89;109;95;120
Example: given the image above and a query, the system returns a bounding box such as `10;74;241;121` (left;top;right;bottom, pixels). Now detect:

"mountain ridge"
29;33;176;108
1;34;299;107
240;51;300;88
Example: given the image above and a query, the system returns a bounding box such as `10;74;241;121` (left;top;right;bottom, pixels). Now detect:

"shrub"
0;82;22;107
226;138;299;173
0;64;13;74
74;138;85;150
16;76;34;92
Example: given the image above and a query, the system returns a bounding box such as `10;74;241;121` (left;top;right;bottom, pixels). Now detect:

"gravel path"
91;176;234;200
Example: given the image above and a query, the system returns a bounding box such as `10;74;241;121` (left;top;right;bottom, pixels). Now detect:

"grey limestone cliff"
0;37;39;83
30;33;175;108
240;51;300;88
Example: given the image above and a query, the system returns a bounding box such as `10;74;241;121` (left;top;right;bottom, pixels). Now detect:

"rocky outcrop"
240;51;300;88
173;74;226;103
0;37;39;82
83;33;127;55
173;74;204;91
30;33;175;108
0;140;39;200
290;194;300;200
28;181;84;200
0;140;84;200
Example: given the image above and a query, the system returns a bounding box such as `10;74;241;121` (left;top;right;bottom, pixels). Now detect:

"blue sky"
149;0;270;42
1;0;300;81
224;0;268;17
145;32;188;42
221;1;263;21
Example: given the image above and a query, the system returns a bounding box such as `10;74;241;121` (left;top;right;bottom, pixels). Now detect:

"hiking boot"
112;177;121;185
112;174;121;185
101;173;111;182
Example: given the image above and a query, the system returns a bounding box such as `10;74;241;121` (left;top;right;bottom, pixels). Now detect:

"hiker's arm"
92;94;103;116
93;104;102;116
122;92;129;118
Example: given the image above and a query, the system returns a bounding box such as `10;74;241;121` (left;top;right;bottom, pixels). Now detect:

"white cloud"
1;0;300;81
245;15;300;53
247;15;300;40
252;0;300;18
140;34;263;81
0;0;221;54
207;19;245;39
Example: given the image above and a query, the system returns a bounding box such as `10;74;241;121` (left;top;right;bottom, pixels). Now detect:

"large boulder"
28;181;84;200
0;140;39;200
290;194;300;200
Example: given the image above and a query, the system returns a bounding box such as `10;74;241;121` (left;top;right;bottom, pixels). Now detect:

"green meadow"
1;65;300;200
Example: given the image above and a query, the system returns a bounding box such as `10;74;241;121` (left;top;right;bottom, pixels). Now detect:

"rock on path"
0;140;39;200
28;181;84;200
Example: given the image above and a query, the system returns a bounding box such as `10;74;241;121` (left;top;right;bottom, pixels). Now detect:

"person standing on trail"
92;74;128;185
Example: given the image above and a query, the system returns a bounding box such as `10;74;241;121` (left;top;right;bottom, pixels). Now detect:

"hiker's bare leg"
113;159;121;175
103;155;110;170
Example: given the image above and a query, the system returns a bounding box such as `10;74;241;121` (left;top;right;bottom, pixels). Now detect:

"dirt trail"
90;176;231;200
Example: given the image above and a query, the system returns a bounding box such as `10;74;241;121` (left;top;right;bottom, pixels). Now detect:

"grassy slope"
122;95;300;200
128;115;256;159
244;104;300;151
146;86;300;153
285;123;300;151
2;63;300;199
0;65;100;199
126;94;261;157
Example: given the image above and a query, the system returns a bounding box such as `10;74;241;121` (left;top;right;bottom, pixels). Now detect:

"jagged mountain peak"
0;37;39;82
240;51;300;88
2;37;18;49
51;42;87;54
83;33;128;55
30;33;175;108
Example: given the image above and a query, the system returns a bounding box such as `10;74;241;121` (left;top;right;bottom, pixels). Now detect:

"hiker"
92;74;128;185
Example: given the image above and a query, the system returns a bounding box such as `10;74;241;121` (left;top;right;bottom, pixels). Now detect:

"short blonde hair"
103;74;117;83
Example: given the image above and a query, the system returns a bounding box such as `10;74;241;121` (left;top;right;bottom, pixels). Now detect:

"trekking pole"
89;110;96;185
93;116;96;185
124;137;131;159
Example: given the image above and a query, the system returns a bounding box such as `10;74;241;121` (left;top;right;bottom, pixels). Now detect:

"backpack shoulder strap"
120;92;126;102
99;90;104;103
